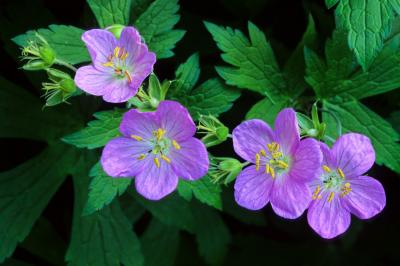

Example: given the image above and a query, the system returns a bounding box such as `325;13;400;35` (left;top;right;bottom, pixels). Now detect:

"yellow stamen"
119;47;125;58
322;165;331;173
121;51;129;60
154;157;160;168
337;168;345;179
259;149;266;157
255;153;260;171
312;185;321;200
130;135;143;141
276;160;288;169
265;164;271;174
327;192;335;203
341;182;352;196
272;151;283;159
172;140;181;150
269;167;275;179
114;46;120;58
102;61;114;67
155;128;166;141
125;70;132;84
161;155;171;163
137;154;146;160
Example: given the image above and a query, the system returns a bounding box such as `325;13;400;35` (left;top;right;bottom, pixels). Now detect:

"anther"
161;155;171;163
137;154;146;160
265;164;271;174
337;168;345;179
276;160;288;169
259;149;266;157
312;185;321;200
327;192;335;203
154;157;160;168
130;135;143;141
255;153;261;171
270;167;275;179
172;140;181;150
102;61;114;67
125;70;132;83
114;46;120;58
322;165;331;173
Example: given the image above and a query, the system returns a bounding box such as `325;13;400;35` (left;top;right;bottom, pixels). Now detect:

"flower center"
102;46;133;84
255;142;290;179
130;128;181;168
312;165;352;202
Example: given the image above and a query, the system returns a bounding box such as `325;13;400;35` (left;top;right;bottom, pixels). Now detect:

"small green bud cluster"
197;115;229;147
297;103;327;140
42;69;78;107
209;156;243;185
21;34;56;71
128;74;171;111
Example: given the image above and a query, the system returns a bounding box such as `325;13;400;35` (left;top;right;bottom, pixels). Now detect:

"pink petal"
135;154;179;200
234;165;273;210
342;175;386;219
74;65;112;96
270;174;311;219
274;108;300;154
169;138;209;181
156;101;196;141
101;137;152;177
82;29;117;69
232;119;275;163
291;138;322;182
102;81;138;103
332;133;375;178
119;109;159;139
307;192;351;239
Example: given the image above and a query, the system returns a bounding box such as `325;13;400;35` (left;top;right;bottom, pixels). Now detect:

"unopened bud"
107;24;125;38
209;157;243;185
198;115;229;147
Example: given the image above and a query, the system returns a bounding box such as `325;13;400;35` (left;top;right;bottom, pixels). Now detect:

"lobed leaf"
12;25;90;65
323;100;400;174
134;0;185;59
205;21;285;101
87;0;132;28
62;109;125;149
83;163;131;215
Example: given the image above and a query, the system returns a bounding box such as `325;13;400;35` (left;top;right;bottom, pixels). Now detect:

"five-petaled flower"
75;26;156;103
307;133;386;239
232;108;322;219
101;100;209;200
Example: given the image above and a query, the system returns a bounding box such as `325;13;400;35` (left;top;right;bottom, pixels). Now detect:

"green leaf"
388;111;400;133
12;25;90;65
323;100;400;174
205;21;285;101
63;109;125;149
132;192;195;232
67;154;144;266
192;202;231;266
87;0;132;28
336;0;394;70
134;0;185;59
130;0;153;21
305;30;400;99
246;96;290;124
177;176;222;210
141;219;180;266
170;53;200;95
83;163;131;215
0;144;78;262
0;76;79;141
325;0;339;8
169;54;240;120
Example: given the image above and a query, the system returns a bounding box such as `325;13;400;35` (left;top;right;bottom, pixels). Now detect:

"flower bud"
107;24;125;38
198;115;229;147
42;69;76;107
21;33;55;71
209;157;243;185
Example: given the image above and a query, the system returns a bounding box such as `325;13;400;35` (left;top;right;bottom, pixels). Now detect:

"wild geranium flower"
75;26;156;103
233;108;322;219
307;133;386;239
101;100;209;200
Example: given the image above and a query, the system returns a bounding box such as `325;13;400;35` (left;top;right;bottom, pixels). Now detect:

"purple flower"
232;108;322;219
307;133;386;239
101;100;209;200
75;27;156;103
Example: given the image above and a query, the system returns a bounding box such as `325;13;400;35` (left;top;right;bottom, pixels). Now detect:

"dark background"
0;0;399;265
